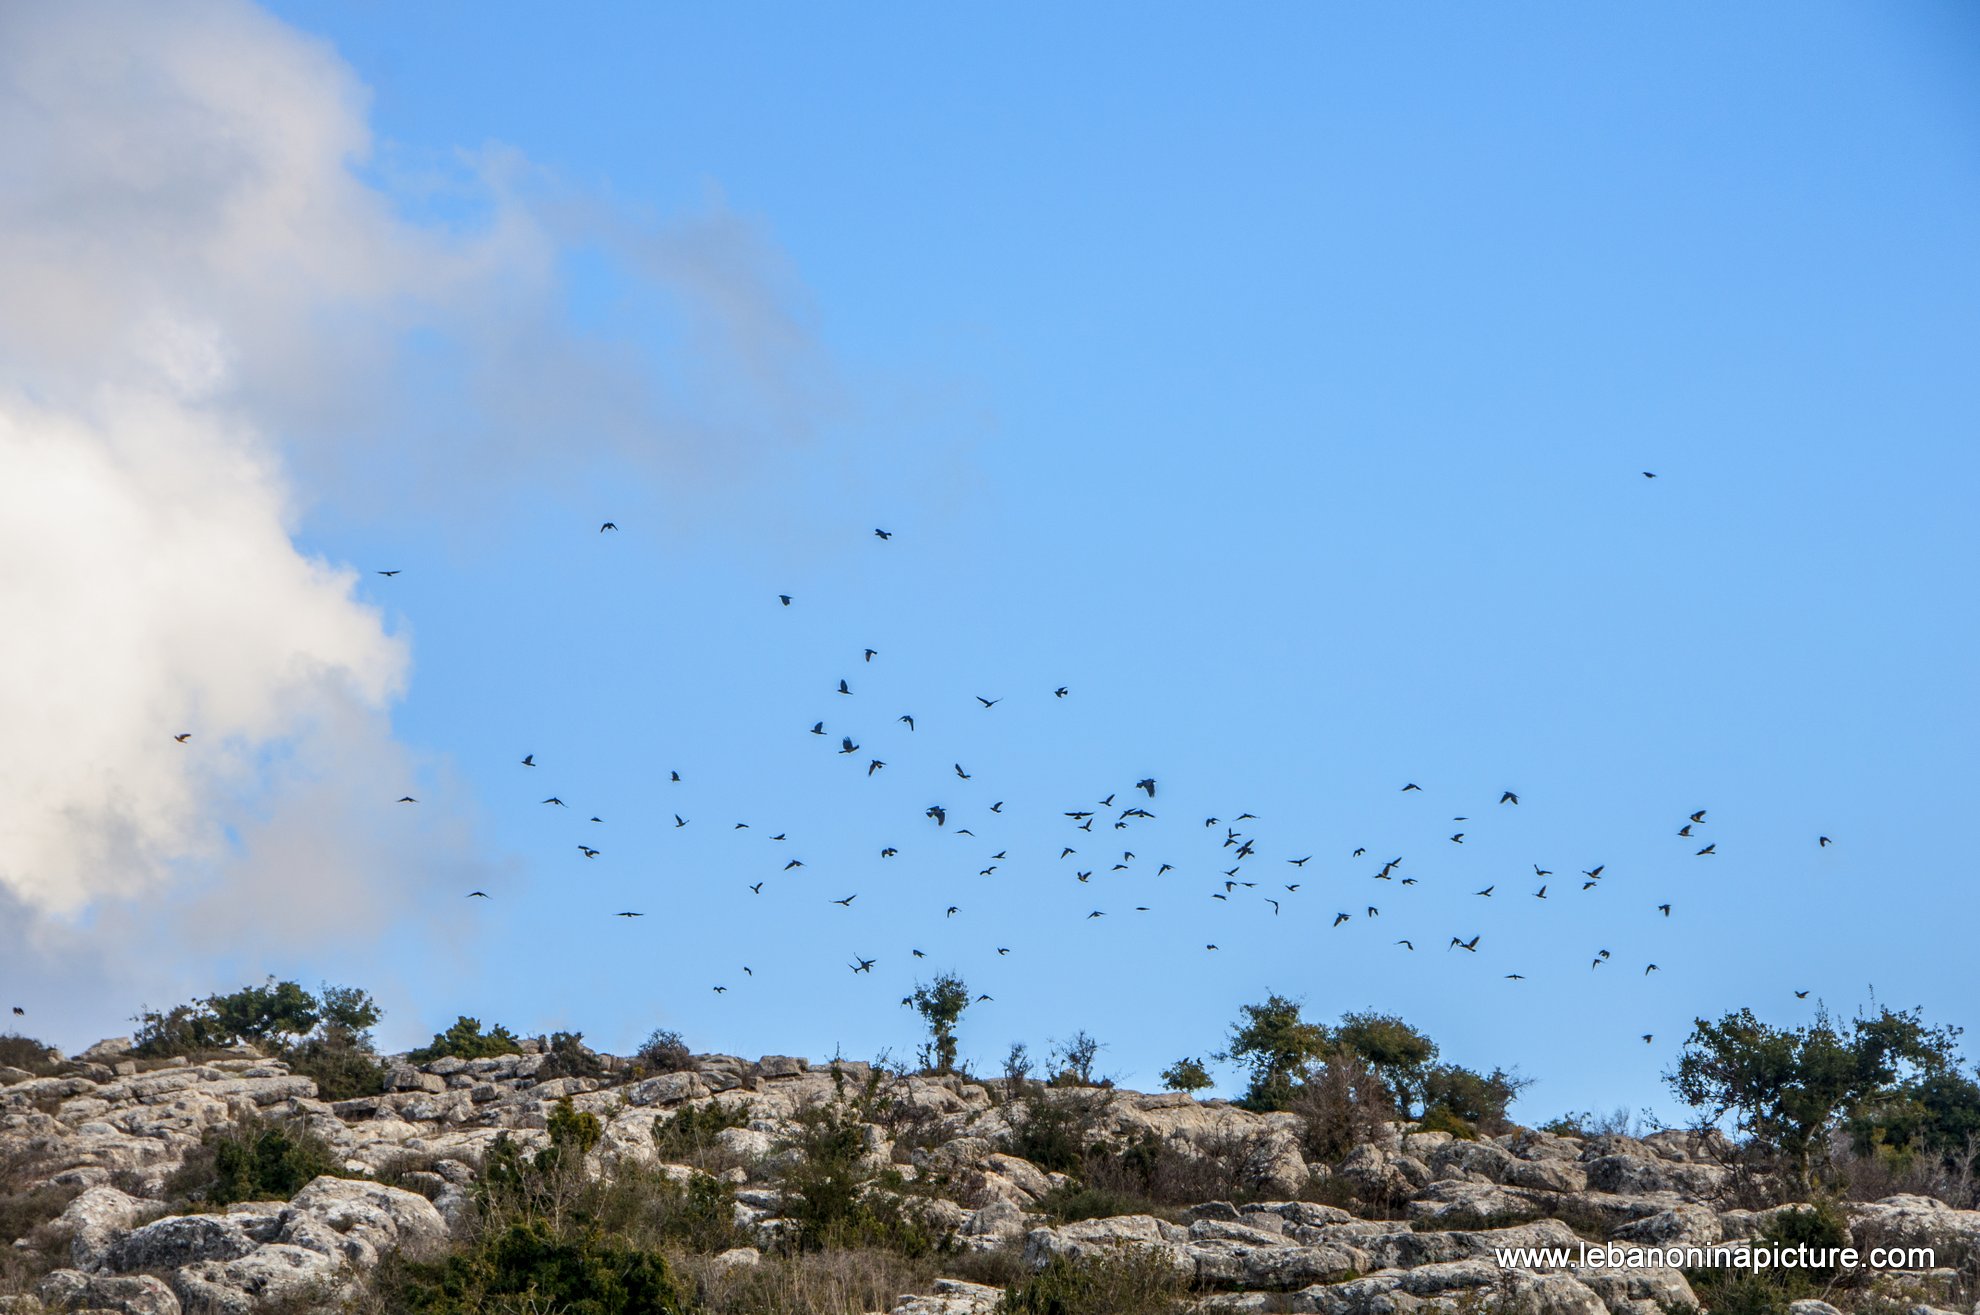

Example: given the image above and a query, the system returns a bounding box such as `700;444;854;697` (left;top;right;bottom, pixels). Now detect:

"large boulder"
1847;1196;1980;1262
173;1245;339;1315
101;1214;264;1273
44;1184;155;1270
35;1269;181;1315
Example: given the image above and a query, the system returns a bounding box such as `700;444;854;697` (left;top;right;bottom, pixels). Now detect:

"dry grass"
679;1246;941;1315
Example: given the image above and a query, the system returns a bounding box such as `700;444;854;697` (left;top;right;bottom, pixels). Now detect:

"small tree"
1221;995;1329;1111
1669;1004;1962;1185
1330;1012;1439;1114
408;1015;523;1062
1420;1062;1529;1133
906;974;971;1075
1160;1057;1213;1094
205;978;320;1046
1051;1030;1105;1086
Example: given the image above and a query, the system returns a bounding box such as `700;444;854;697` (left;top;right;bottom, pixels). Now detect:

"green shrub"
1003;1249;1192;1314
1293;1046;1391;1162
0;1035;59;1074
1002;1087;1111;1176
282;1035;387;1101
408;1015;522;1063
1034;1182;1161;1224
1419;1063;1528;1134
167;1110;352;1207
539;1031;606;1081
382;1219;689;1315
652;1098;753;1161
1417;1105;1480;1140
636;1028;693;1074
778;1097;942;1255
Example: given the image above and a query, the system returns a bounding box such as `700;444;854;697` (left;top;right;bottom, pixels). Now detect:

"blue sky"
9;2;1979;1121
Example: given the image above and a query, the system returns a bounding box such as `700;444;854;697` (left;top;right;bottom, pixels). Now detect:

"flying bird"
868;760;886;775
864;648;877;662
1690;810;1708;823
1657;903;1671;916
785;859;804;870
599;521;617;532
926;806;946;826
874;528;892;539
543;797;565;806
1534;886;1548;899
1642;472;1656;479
174;733;191;743
954;763;971;779
1695;844;1715;856
1333;912;1351;927
1500;792;1519;805
880;848;897;858
1450;833;1464;844
946;907;959;917
779;595;792;606
748;882;763;895
976;696;999;708
520;754;535;766
1642;1034;1654;1044
1818;836;1832;847
1396;940;1414;950
1136;779;1156;797
1401;783;1422;792
849;957;876;974
467;891;489;898
1054;687;1069;698
810;722;825;735
1795;990;1810;999
840;737;859;754
675;814;688;828
376;570;400;577
899;715;915;731
579;846;600;858
833;895;856;906
838;679;852;695
615;911;642;918
1475;886;1494;897
398;796;416;804
1289;856;1311;867
1645;964;1660;975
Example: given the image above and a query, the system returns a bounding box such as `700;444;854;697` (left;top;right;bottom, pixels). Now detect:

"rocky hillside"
4;1037;1978;1315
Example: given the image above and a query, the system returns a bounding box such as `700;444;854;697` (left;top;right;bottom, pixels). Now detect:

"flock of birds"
50;513;1839;1053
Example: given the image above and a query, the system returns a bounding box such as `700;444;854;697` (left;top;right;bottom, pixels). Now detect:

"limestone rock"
35;1270;180;1315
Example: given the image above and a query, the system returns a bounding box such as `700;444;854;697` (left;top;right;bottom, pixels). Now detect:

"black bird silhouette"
1076;872;1091;882
840;737;859;754
1454;935;1480;951
1054;687;1069;697
1087;910;1104;919
543;797;565;807
1159;863;1175;875
748;882;763;894
1534;865;1552;876
1450;833;1465;844
1353;847;1366;857
868;760;886;775
1266;899;1280;915
467;891;489;898
1235;812;1256;821
850;957;875;974
946;906;959;917
376;570;400;577
1396;940;1414;950
1796;990;1810;999
1645;963;1660;974
1657;903;1671;916
1690;810;1708;823
670;771;681;782
1643;471;1656;479
1642;1034;1654;1044
674;814;688;828
734;822;749;830
785;859;804;870
1499;791;1519;805
600;521;617;532
1695;843;1715;856
579;846;599;858
1401;782;1422;792
975;994;994;1002
1366;906;1380;917
838;679;851;695
1583;865;1605;879
9;1006;21;1015
899;715;914;731
911;949;925;957
615;911;642;918
1678;824;1693;836
1534;886;1548;899
520;754;535;767
1289;856;1311;867
1475;885;1494;897
991;802;1004;812
833;894;856;906
174;732;191;742
874;528;892;539
1818;836;1832;847
1505;974;1525;981
398;796;416;803
927;806;946;826
864;648;877;662
1136;778;1156;797
881;848;897;858
1061;847;1076;858
976;696;999;708
1284;883;1299;891
779;595;791;606
1333;912;1351;927
954;763;971;779
713;985;727;994
810;722;825;735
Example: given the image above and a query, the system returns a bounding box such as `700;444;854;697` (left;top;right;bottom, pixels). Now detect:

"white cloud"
0;0;834;1038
